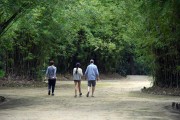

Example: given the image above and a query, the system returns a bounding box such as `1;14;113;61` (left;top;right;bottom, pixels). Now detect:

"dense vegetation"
0;0;179;88
140;0;180;88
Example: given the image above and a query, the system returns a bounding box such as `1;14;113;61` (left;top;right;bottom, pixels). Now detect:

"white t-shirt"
73;68;83;80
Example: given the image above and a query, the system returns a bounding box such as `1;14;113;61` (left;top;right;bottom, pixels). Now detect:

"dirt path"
0;75;180;120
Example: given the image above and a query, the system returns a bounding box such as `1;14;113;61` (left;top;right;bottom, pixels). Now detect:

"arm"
95;66;99;81
80;68;83;76
73;68;75;75
84;67;88;80
45;67;48;79
54;67;57;78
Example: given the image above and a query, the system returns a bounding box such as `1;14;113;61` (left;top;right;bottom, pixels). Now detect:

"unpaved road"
0;75;180;120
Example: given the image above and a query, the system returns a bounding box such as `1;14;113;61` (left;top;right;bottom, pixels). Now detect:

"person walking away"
85;59;99;97
46;60;57;96
73;63;83;97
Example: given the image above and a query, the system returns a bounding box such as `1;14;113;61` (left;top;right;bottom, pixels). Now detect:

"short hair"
50;60;54;65
90;59;94;63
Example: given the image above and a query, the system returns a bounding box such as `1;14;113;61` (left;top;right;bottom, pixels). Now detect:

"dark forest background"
0;0;179;88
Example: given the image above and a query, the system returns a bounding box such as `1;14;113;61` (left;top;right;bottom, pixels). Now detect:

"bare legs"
92;86;95;97
74;81;82;97
78;81;82;95
87;86;95;97
74;81;78;97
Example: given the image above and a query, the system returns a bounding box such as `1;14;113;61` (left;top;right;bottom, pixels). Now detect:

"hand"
44;77;47;81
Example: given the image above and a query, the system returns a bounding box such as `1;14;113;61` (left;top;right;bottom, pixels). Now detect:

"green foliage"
0;0;179;87
0;0;149;79
139;0;180;88
0;70;5;78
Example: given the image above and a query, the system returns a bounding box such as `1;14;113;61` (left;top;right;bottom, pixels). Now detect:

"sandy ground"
0;75;180;120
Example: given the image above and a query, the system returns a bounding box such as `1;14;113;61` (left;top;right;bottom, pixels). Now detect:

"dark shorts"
88;80;96;87
74;80;81;82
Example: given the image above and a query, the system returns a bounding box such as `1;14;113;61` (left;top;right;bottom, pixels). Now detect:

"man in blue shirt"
85;59;99;97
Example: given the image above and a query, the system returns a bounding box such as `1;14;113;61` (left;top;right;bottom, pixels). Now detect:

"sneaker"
86;92;89;97
48;91;50;95
79;93;82;97
52;93;54;96
74;95;77;98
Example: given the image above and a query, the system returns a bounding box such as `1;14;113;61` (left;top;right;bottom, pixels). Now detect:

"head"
76;63;80;68
50;60;54;65
75;63;80;74
90;59;94;63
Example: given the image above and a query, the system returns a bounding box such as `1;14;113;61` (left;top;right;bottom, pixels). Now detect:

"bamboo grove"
141;0;180;88
0;0;179;88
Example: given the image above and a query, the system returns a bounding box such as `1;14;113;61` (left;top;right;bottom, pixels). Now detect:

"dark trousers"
48;79;56;93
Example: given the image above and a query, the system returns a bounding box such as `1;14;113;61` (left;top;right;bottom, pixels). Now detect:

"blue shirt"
46;65;57;79
85;63;99;80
